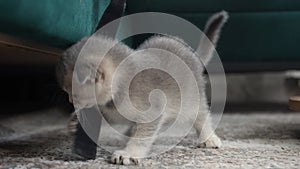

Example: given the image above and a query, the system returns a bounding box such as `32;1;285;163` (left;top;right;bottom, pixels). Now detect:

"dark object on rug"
73;107;102;160
73;122;99;160
72;0;127;160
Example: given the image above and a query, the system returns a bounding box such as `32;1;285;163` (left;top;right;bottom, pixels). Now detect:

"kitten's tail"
197;11;229;66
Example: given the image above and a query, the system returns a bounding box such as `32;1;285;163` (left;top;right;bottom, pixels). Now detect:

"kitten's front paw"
111;150;139;165
198;134;222;149
68;112;78;135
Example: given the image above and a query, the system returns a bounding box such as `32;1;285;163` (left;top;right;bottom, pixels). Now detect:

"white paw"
198;134;222;149
111;150;139;165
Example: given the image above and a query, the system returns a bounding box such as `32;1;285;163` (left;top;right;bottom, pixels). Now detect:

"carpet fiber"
0;108;299;168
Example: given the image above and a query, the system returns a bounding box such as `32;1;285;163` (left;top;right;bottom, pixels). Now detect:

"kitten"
56;11;228;165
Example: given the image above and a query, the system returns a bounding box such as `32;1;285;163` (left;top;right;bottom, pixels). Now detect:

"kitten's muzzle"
72;95;95;110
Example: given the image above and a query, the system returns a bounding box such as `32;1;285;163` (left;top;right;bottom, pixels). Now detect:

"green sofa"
0;0;110;48
1;0;300;71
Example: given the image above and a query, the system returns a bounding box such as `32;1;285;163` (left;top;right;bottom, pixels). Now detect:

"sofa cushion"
0;0;110;48
126;0;300;13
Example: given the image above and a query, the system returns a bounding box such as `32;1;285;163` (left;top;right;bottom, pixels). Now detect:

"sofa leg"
289;96;300;111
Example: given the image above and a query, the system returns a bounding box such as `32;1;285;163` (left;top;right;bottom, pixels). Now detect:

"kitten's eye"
95;71;104;83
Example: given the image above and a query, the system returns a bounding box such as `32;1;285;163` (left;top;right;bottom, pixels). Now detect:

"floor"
0;106;300;169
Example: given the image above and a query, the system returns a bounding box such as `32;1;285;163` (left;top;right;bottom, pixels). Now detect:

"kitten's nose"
72;95;82;105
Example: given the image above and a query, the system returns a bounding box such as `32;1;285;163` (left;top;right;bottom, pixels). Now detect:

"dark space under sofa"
0;0;299;120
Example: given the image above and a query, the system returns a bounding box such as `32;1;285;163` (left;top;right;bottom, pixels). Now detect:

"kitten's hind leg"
193;111;221;148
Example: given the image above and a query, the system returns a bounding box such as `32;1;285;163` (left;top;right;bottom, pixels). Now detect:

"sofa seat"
0;0;110;48
126;0;300;65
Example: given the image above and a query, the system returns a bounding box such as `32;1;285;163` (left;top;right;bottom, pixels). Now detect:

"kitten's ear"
197;11;229;66
95;69;105;84
75;66;104;85
75;65;93;84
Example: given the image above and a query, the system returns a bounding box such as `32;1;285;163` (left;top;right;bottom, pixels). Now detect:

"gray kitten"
56;11;228;165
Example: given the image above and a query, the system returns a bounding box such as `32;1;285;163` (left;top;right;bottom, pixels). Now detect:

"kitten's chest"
99;102;134;126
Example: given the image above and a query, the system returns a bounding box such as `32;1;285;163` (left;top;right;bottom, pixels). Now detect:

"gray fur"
57;11;228;165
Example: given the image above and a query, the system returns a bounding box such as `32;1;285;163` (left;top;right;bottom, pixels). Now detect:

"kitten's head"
56;36;117;110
